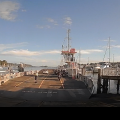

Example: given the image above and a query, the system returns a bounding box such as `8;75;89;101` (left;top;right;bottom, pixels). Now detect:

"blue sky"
0;0;120;66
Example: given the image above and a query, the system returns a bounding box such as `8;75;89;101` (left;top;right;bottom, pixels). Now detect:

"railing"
102;67;120;76
0;70;39;85
78;74;95;95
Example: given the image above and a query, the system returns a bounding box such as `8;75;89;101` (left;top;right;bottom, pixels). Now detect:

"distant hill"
40;66;48;67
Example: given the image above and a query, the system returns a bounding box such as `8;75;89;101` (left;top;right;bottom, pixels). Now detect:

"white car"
43;70;48;74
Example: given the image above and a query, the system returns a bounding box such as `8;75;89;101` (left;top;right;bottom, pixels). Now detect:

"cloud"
19;57;48;63
47;18;55;23
102;39;116;42
1;49;61;56
76;49;103;54
0;1;20;21
21;9;26;12
36;25;51;29
64;17;72;25
101;44;120;49
36;25;44;29
0;42;28;51
1;50;41;56
47;18;58;25
111;45;120;48
44;50;61;54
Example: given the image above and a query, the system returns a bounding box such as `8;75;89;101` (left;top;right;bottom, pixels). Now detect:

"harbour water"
0;66;57;76
85;71;118;94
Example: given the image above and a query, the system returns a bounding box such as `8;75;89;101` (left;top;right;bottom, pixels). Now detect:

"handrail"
0;70;40;85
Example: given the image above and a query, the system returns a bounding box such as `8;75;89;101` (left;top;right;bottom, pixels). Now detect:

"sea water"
0;66;57;76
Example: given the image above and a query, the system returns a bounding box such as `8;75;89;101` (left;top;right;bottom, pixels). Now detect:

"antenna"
88;57;89;64
67;29;70;51
113;54;114;63
109;37;110;64
79;49;80;64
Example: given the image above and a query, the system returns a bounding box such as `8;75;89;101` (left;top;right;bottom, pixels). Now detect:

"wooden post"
102;78;108;93
109;79;110;93
117;80;119;94
97;69;101;94
82;67;85;76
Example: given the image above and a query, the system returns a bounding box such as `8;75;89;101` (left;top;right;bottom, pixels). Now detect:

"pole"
79;50;80;64
79;49;81;68
109;37;110;64
68;29;70;52
113;54;114;63
88;57;89;64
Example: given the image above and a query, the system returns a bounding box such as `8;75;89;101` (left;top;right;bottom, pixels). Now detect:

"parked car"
43;70;49;74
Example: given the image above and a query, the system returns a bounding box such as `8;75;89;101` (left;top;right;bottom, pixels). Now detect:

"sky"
0;0;120;67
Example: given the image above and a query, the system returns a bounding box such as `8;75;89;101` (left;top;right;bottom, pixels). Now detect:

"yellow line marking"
60;78;64;89
15;77;32;87
39;74;49;88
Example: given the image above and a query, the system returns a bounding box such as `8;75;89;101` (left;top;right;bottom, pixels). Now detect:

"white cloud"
0;1;20;21
36;25;44;29
36;25;51;29
47;18;58;25
54;23;58;25
102;39;116;42
1;50;41;56
101;44;120;49
0;42;28;51
20;57;48;63
76;49;103;54
46;25;50;28
111;45;120;48
64;17;72;25
22;57;59;66
1;49;61;56
22;9;26;12
44;50;61;54
47;18;55;23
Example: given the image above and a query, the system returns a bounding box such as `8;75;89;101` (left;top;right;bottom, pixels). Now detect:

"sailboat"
93;37;111;73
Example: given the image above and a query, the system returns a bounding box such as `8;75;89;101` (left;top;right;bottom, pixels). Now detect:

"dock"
96;68;120;94
0;69;120;107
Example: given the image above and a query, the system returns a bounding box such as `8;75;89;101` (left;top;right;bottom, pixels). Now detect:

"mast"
109;37;110;64
67;29;70;51
113;54;114;63
88;57;89;64
79;50;80;64
79;49;80;64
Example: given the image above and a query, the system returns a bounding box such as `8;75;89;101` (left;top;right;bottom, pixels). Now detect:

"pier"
97;68;120;94
0;68;120;107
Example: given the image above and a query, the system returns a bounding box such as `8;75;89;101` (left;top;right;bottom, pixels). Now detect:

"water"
0;66;57;76
85;71;118;94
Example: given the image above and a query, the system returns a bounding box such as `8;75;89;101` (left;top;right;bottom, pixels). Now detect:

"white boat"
0;71;6;72
93;62;110;73
60;29;78;78
85;65;93;72
0;67;3;69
